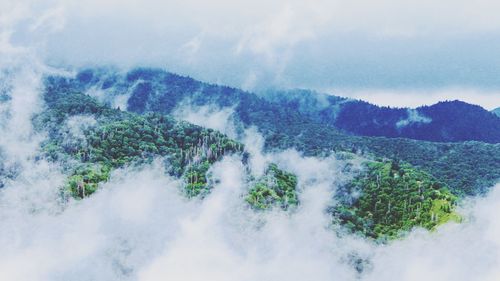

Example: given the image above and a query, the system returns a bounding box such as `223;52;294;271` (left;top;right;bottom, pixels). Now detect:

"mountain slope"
333;160;459;240
265;89;500;143
34;85;462;241
43;68;500;196
37;78;244;198
493;107;500;117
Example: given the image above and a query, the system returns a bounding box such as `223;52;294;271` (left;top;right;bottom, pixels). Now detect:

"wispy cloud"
3;0;500;100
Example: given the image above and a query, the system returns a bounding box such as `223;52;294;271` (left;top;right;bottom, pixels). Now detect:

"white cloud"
396;109;432;128
4;0;500;94
366;185;500;281
61;115;98;149
173;103;239;139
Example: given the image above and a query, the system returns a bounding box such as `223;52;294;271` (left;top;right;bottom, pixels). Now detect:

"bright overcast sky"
2;0;500;109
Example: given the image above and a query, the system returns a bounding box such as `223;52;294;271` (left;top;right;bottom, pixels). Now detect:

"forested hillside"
37;78;244;198
31;75;473;241
265;90;500;143
333;161;460;240
44;68;500;196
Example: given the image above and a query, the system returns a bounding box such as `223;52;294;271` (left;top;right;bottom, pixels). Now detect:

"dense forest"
36;79;243;198
44;68;500;196
27;68;500;241
36;79;301;213
246;163;299;210
333;161;460;240
265;89;500;143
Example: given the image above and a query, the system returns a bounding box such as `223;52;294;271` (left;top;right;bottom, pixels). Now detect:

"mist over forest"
1;1;500;280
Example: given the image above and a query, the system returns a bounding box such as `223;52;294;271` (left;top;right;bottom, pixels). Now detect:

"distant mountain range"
265;89;500;143
71;68;500;144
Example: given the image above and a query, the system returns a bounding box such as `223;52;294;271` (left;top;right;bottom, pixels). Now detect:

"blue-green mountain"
29;67;500;240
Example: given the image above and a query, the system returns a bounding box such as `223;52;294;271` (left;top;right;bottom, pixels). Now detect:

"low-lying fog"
0;66;499;281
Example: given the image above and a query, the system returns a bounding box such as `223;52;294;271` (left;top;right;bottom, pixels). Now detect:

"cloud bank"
1;113;500;281
2;0;500;109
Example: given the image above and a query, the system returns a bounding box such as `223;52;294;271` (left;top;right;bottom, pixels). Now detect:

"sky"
1;0;500;109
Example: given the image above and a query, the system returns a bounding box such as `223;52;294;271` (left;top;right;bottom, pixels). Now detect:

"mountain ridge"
493;107;500;117
43;67;500;196
74;67;500;143
263;89;500;143
37;78;463;240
